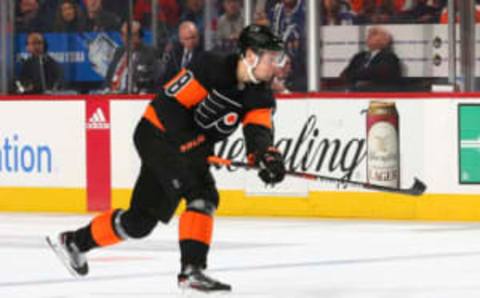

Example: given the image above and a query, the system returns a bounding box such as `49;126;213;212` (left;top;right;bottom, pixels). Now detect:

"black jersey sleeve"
242;83;276;110
241;84;277;157
243;124;274;157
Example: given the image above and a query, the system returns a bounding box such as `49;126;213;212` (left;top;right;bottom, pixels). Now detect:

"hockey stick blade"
409;178;427;196
364;177;426;196
208;156;427;196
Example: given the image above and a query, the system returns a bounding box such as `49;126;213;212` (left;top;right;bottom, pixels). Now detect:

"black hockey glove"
257;147;286;185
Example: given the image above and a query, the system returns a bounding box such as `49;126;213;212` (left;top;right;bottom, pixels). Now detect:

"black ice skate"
46;232;88;277
178;265;232;293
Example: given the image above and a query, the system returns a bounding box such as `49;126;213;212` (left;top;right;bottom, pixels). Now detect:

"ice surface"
1;213;480;297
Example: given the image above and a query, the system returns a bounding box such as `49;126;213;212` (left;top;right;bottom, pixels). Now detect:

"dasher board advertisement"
0;101;86;187
0;94;480;220
211;97;480;195
109;96;480;196
110;100;149;188
458;104;480;184
212;98;423;196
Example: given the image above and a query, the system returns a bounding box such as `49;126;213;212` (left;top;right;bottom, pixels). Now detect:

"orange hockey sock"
179;210;213;245
91;210;123;247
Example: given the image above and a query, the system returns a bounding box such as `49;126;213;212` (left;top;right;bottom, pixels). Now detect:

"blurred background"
0;0;479;95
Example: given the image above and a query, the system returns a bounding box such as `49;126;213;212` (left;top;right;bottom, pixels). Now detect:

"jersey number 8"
165;70;194;96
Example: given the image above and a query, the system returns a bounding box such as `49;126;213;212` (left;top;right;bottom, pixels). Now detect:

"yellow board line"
112;189;480;221
0;188;87;213
2;188;480;221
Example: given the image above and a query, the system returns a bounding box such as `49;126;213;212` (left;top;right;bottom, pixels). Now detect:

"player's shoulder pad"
188;51;237;88
189;51;226;70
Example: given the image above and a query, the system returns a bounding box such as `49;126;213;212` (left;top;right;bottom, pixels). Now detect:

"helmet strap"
242;53;260;84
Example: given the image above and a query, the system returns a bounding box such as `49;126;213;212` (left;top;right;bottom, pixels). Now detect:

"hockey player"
47;24;286;293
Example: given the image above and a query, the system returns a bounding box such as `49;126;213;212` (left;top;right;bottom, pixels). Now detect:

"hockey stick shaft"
208;156;426;196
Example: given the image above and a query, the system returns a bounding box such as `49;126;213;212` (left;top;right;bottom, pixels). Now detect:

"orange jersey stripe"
164;68;188;89
91;210;122;247
143;105;166;131
164;68;208;108
242;108;273;129
179;211;213;245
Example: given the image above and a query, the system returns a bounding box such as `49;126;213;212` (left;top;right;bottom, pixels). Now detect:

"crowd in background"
13;0;476;94
18;0;480;33
17;0;479;34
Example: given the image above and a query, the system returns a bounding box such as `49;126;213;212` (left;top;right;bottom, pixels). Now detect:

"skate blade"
45;236;81;278
180;288;231;297
179;284;231;297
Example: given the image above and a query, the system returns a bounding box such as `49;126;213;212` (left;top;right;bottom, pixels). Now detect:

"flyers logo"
194;89;242;137
224;112;239;126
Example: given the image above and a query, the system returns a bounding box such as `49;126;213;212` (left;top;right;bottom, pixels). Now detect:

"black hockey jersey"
144;51;276;155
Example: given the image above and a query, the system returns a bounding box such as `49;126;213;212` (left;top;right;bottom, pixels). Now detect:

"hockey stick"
208;156;427;196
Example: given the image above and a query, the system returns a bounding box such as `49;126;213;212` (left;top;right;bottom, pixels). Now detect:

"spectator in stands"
17;32;63;94
432;0;447;12
160;21;203;84
268;0;305;55
340;26;402;91
216;0;244;52
398;0;438;23
134;0;181;51
53;0;86;32
355;0;402;24
253;11;270;26
40;0;61;30
256;0;280;13
440;0;480;24
105;21;160;93
134;0;181;29
102;0;130;21
253;0;277;25
268;0;307;91
16;0;49;32
83;0;120;32
351;0;406;15
179;0;206;34
271;54;304;93
321;0;356;25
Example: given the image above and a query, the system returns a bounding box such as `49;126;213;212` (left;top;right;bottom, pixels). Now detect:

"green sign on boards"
459;104;480;184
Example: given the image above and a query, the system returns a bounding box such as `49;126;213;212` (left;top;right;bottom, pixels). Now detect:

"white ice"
1;213;480;298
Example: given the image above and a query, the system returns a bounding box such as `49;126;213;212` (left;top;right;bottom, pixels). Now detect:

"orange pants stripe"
179;211;213;245
91;210;122;247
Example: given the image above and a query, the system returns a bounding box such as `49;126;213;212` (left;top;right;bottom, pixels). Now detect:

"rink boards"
0;93;480;221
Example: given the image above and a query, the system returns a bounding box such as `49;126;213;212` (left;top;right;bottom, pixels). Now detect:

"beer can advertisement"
366;101;400;188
